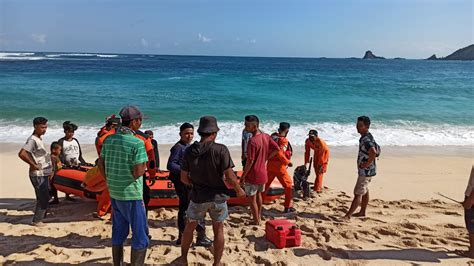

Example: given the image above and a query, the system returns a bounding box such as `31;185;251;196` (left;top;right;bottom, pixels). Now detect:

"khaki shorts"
244;183;265;196
354;175;372;196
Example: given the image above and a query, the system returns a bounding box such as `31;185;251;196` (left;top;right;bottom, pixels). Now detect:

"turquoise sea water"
0;52;473;146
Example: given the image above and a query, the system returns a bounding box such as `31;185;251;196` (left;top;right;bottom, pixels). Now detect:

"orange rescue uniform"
304;137;330;192
92;128;157;217
83;166;111;217
95;127;116;157
265;135;293;208
134;131;157;179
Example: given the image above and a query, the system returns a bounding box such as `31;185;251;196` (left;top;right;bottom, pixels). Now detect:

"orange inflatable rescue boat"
53;166;285;208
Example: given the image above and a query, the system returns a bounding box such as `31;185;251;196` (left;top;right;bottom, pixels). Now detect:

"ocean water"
0;52;473;147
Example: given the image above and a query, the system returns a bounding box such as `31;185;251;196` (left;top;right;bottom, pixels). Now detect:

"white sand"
1;142;473;264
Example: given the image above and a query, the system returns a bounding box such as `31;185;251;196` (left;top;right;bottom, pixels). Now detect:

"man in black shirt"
177;116;245;265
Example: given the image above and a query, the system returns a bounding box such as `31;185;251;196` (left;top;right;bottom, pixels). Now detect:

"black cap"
308;129;318;137
279;122;290;131
197;116;219;134
119;105;146;122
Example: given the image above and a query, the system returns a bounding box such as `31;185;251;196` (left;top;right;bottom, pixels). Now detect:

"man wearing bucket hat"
98;105;149;265
304;129;330;193
178;116;246;265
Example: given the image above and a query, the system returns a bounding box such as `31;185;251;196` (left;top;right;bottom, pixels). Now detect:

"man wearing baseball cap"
178;116;246;265
98;105;149;265
120;109;157;216
304;129;330;193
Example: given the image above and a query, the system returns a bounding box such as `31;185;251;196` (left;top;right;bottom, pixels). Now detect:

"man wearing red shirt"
241;115;279;225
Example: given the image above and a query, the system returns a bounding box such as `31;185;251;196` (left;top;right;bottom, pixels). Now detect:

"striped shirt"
101;129;148;200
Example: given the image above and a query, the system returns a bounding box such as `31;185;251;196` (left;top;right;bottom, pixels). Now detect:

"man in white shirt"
18;117;52;225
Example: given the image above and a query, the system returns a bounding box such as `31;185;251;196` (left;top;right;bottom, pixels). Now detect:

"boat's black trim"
53;174;98;199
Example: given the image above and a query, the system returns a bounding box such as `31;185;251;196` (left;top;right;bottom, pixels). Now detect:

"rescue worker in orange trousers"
265;122;295;213
304;129;330;193
82;166;111;217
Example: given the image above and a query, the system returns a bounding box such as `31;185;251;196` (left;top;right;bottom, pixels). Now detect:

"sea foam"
0;121;472;147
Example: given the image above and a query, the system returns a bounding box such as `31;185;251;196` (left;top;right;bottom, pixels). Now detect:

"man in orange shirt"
134;129;157;215
304;129;330;193
265;122;295;213
95;115;120;156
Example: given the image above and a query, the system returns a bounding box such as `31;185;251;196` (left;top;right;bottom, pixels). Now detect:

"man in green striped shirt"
98;105;149;266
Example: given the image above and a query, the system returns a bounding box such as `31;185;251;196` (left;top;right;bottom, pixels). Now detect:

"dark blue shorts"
465;206;474;234
111;199;149;249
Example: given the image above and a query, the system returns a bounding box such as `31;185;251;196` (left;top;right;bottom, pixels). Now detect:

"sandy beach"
1;142;473;265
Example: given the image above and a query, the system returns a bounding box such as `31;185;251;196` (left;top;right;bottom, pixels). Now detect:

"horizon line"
0;49;435;60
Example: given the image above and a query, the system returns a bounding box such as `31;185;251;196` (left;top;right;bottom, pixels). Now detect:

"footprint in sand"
322;231;331;242
81;250;92;257
254;255;272;265
197;250;212;260
443;223;464;229
376;227;401;237
339;231;358;240
441;211;462;216
344;243;362;250
45;245;64;256
406;213;428;219
163;247;172;256
401;239;419;247
300;224;315;233
400;222;432;231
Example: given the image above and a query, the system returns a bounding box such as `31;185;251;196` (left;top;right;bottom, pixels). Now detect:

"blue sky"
0;0;472;58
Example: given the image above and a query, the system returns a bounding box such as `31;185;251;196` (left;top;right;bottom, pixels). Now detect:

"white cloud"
141;38;148;47
248;39;257;44
31;34;47;44
236;37;241;41
174;42;180;47
198;33;212;43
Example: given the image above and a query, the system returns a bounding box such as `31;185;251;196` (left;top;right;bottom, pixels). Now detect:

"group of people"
18;119;89;222
19;105;381;265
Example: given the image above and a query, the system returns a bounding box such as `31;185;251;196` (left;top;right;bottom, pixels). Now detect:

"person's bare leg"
354;191;369;217
344;195;362;219
257;191;263;222
178;220;198;264
212;221;225;266
249;194;260;225
260;192;265;219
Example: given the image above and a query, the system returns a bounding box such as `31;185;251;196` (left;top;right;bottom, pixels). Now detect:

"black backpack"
374;141;381;158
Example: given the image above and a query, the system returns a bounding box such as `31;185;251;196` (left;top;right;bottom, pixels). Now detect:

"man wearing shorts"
344;116;378;220
178;116;245;265
241;115;279;225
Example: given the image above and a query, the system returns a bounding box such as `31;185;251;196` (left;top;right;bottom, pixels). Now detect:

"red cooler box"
265;219;301;249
